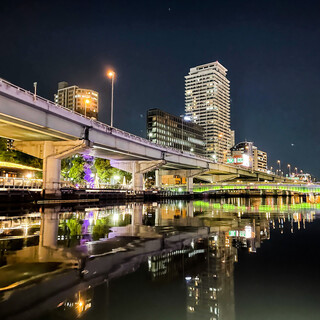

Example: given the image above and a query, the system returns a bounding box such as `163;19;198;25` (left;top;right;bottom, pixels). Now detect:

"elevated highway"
0;77;288;196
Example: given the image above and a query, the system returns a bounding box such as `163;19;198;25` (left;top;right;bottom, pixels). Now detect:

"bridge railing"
0;177;42;189
0;77;216;163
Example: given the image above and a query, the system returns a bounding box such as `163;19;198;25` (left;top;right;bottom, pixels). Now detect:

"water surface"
1;197;320;320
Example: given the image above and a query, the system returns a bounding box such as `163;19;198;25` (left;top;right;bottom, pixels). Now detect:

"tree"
94;158;132;184
69;156;85;184
61;157;73;179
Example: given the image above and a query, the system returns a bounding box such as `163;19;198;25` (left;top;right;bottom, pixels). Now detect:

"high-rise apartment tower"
54;82;99;119
185;61;232;161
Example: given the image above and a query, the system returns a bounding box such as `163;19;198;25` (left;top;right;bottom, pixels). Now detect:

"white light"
242;154;250;167
245;226;252;238
113;214;119;223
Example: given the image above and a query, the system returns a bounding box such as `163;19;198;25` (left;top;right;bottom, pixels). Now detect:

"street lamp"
287;164;291;177
84;99;90;118
107;70;115;127
180;115;191;152
295;167;298;175
277;160;281;176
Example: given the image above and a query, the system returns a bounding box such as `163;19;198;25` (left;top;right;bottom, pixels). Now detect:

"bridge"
165;183;320;195
0;77;289;197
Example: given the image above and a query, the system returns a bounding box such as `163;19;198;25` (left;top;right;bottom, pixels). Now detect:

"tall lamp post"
84;99;90;118
277;160;281;176
287;164;291;177
107;70;115;127
180;115;191;152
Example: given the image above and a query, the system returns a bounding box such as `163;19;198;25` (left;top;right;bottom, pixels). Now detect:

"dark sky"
1;0;319;177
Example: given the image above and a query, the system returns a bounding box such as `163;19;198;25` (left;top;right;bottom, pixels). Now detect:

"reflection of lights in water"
113;214;119;223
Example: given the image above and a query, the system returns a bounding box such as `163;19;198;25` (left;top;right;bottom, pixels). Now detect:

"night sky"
1;0;319;177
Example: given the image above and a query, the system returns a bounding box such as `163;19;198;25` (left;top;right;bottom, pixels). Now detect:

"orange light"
107;70;115;78
85;99;90;104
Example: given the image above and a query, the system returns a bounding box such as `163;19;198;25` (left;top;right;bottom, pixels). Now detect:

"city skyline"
0;0;319;177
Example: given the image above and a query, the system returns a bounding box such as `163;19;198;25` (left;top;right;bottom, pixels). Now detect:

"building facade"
54;81;98;119
147;108;205;155
185;61;232;161
229;141;268;172
252;147;267;172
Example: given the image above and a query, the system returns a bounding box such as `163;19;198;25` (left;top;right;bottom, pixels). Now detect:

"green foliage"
94;158;132;184
92;218;111;241
66;218;82;236
68;156;85;183
61;158;73;179
94;158;113;182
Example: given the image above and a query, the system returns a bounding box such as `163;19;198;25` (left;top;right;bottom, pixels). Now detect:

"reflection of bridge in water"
0;199;319;319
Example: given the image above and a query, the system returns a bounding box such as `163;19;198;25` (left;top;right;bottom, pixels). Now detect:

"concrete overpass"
0;77;287;196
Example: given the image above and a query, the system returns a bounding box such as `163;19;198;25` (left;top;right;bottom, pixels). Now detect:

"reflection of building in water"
148;240;206;280
186;234;236;320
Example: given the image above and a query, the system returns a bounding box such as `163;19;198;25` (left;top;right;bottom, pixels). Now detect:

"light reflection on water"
1;196;320;319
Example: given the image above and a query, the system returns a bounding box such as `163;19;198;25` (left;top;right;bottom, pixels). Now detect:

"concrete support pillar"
39;207;60;260
14;140;89;198
132;203;143;235
155;205;161;226
110;160;165;191
132;203;143;225
132;162;144;191
186;201;194;217
187;176;193;192
43;142;61;197
155;169;161;188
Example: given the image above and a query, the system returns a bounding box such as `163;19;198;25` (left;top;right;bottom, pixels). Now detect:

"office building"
229;141;268;172
252;147;267;172
54;81;98;119
147;108;205;155
185;61;232;161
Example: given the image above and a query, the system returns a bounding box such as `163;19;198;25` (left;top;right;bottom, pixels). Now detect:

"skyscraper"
54;81;99;119
185;61;232;161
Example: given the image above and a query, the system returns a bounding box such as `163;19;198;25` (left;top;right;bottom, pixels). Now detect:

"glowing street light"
180;115;191;152
84;99;90;118
277;160;281;176
287;164;291;177
107;70;115;127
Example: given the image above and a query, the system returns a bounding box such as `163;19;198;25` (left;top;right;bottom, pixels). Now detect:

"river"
0;196;320;320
